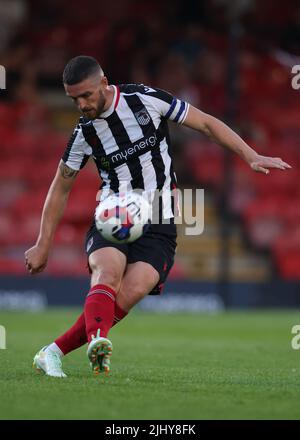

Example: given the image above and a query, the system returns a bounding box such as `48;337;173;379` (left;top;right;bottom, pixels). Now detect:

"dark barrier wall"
0;276;299;310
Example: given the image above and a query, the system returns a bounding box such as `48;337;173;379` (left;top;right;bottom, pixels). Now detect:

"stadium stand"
0;0;299;280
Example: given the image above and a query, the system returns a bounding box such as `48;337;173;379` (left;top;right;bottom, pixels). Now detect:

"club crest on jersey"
134;109;151;126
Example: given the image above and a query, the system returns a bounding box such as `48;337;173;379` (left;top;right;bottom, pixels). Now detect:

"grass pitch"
0;308;300;420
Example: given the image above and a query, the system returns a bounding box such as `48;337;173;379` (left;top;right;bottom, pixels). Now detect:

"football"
95;191;151;243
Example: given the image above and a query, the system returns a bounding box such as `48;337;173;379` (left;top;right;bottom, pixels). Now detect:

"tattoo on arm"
59;162;79;179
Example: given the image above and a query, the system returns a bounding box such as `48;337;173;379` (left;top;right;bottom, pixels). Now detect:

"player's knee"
118;282;149;306
90;267;122;292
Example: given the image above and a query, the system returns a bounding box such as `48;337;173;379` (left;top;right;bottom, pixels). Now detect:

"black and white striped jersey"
62;84;189;220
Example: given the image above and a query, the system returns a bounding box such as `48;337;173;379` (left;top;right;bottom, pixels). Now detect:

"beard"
81;91;106;120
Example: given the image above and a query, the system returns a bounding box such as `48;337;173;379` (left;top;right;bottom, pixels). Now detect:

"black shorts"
85;222;177;295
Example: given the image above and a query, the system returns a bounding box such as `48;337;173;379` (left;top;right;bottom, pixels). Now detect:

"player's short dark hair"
63;56;103;85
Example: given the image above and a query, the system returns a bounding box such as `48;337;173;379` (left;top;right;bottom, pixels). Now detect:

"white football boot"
33;346;67;378
87;329;113;375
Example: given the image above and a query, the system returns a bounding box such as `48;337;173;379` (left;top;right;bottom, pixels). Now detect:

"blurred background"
0;0;299;311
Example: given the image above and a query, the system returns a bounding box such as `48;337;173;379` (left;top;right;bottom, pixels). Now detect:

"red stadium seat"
54;224;87;246
184;139;224;188
0;259;25;275
0;212;15;245
253;168;299;197
63;186;98;227
282;203;300;227
229;160;257;214
24;159;58;190
276;255;300;279
12;190;48;218
168;261;187;280
47;245;87;276
273;227;300;279
242;196;287;249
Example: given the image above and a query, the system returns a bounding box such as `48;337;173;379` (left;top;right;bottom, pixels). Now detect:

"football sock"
54;313;87;355
45;342;64;358
84;284;117;342
54;302;128;355
112;302;128;326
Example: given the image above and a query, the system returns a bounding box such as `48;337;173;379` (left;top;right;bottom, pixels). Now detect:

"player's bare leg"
34;249;129;376
33;259;159;376
86;247;126;374
117;262;160;312
89;247;126;290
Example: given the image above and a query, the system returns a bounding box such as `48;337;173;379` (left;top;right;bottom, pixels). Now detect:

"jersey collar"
99;85;120;118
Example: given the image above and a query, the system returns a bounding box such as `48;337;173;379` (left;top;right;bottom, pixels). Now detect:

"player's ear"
100;75;108;87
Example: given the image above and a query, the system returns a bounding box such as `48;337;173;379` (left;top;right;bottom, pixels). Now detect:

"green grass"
0;308;300;420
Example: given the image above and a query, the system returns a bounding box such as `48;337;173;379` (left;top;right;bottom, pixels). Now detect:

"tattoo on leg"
59;162;78;179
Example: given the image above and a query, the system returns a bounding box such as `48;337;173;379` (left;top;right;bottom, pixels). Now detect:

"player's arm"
182;105;291;174
25;161;78;274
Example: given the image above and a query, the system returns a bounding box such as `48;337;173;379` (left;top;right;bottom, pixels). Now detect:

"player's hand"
249;154;292;175
24;245;49;275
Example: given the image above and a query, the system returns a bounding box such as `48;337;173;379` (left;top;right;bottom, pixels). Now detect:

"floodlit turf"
0;308;300;420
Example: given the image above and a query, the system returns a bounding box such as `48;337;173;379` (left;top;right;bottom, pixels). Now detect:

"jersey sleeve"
62;124;92;171
141;86;190;125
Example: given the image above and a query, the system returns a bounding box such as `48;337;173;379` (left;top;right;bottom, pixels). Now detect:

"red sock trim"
87;284;117;301
84;284;117;341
